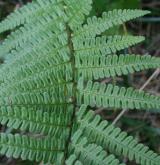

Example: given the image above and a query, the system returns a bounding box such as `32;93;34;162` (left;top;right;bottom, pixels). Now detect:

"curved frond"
74;35;144;56
0;106;73;137
66;130;125;165
76;105;160;165
0;12;66;58
75;54;160;80
0;133;65;164
77;80;160;110
74;9;150;37
0;0;64;33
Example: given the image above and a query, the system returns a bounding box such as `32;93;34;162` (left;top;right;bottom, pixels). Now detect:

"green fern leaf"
74;9;150;37
76;54;160;79
73;35;144;57
0;0;92;58
66;130;125;165
0;57;72;86
0;41;70;84
0;133;65;164
77;80;160;110
0;92;73;114
0;0;65;33
0;106;72;137
76;105;160;165
0;29;68;60
0;13;67;58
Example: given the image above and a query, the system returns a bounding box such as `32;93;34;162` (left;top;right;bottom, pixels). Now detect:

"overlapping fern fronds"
66;130;125;165
0;0;159;164
76;105;160;165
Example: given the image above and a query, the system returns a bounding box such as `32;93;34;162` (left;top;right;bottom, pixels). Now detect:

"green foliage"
0;106;72;137
73;9;149;38
77;81;160;110
0;133;65;164
74;35;145;56
76;105;160;165
0;0;159;164
66;130;125;165
91;0;141;35
76;54;160;79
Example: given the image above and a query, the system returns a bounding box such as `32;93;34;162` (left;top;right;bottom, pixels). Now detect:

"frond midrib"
77;61;159;69
63;24;77;164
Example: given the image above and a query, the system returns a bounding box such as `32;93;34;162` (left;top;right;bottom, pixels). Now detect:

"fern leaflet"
77;80;160;110
76;54;160;79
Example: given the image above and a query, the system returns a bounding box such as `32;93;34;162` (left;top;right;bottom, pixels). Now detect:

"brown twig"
112;68;160;125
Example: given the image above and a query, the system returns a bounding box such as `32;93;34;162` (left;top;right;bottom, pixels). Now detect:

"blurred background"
0;0;160;164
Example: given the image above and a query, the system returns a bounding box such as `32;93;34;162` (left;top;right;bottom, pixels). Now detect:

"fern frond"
0;44;70;85
76;105;160;165
74;35;144;56
0;85;73;114
0;0;159;164
0;61;72;91
77;80;160;110
64;0;92;30
0;55;72;85
66;146;124;165
1;29;68;61
0;106;73;137
0;0;92;58
66;130;125;165
75;54;160;80
0;133;65;164
0;0;66;34
74;9;150;37
1;35;143;73
0;13;66;58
